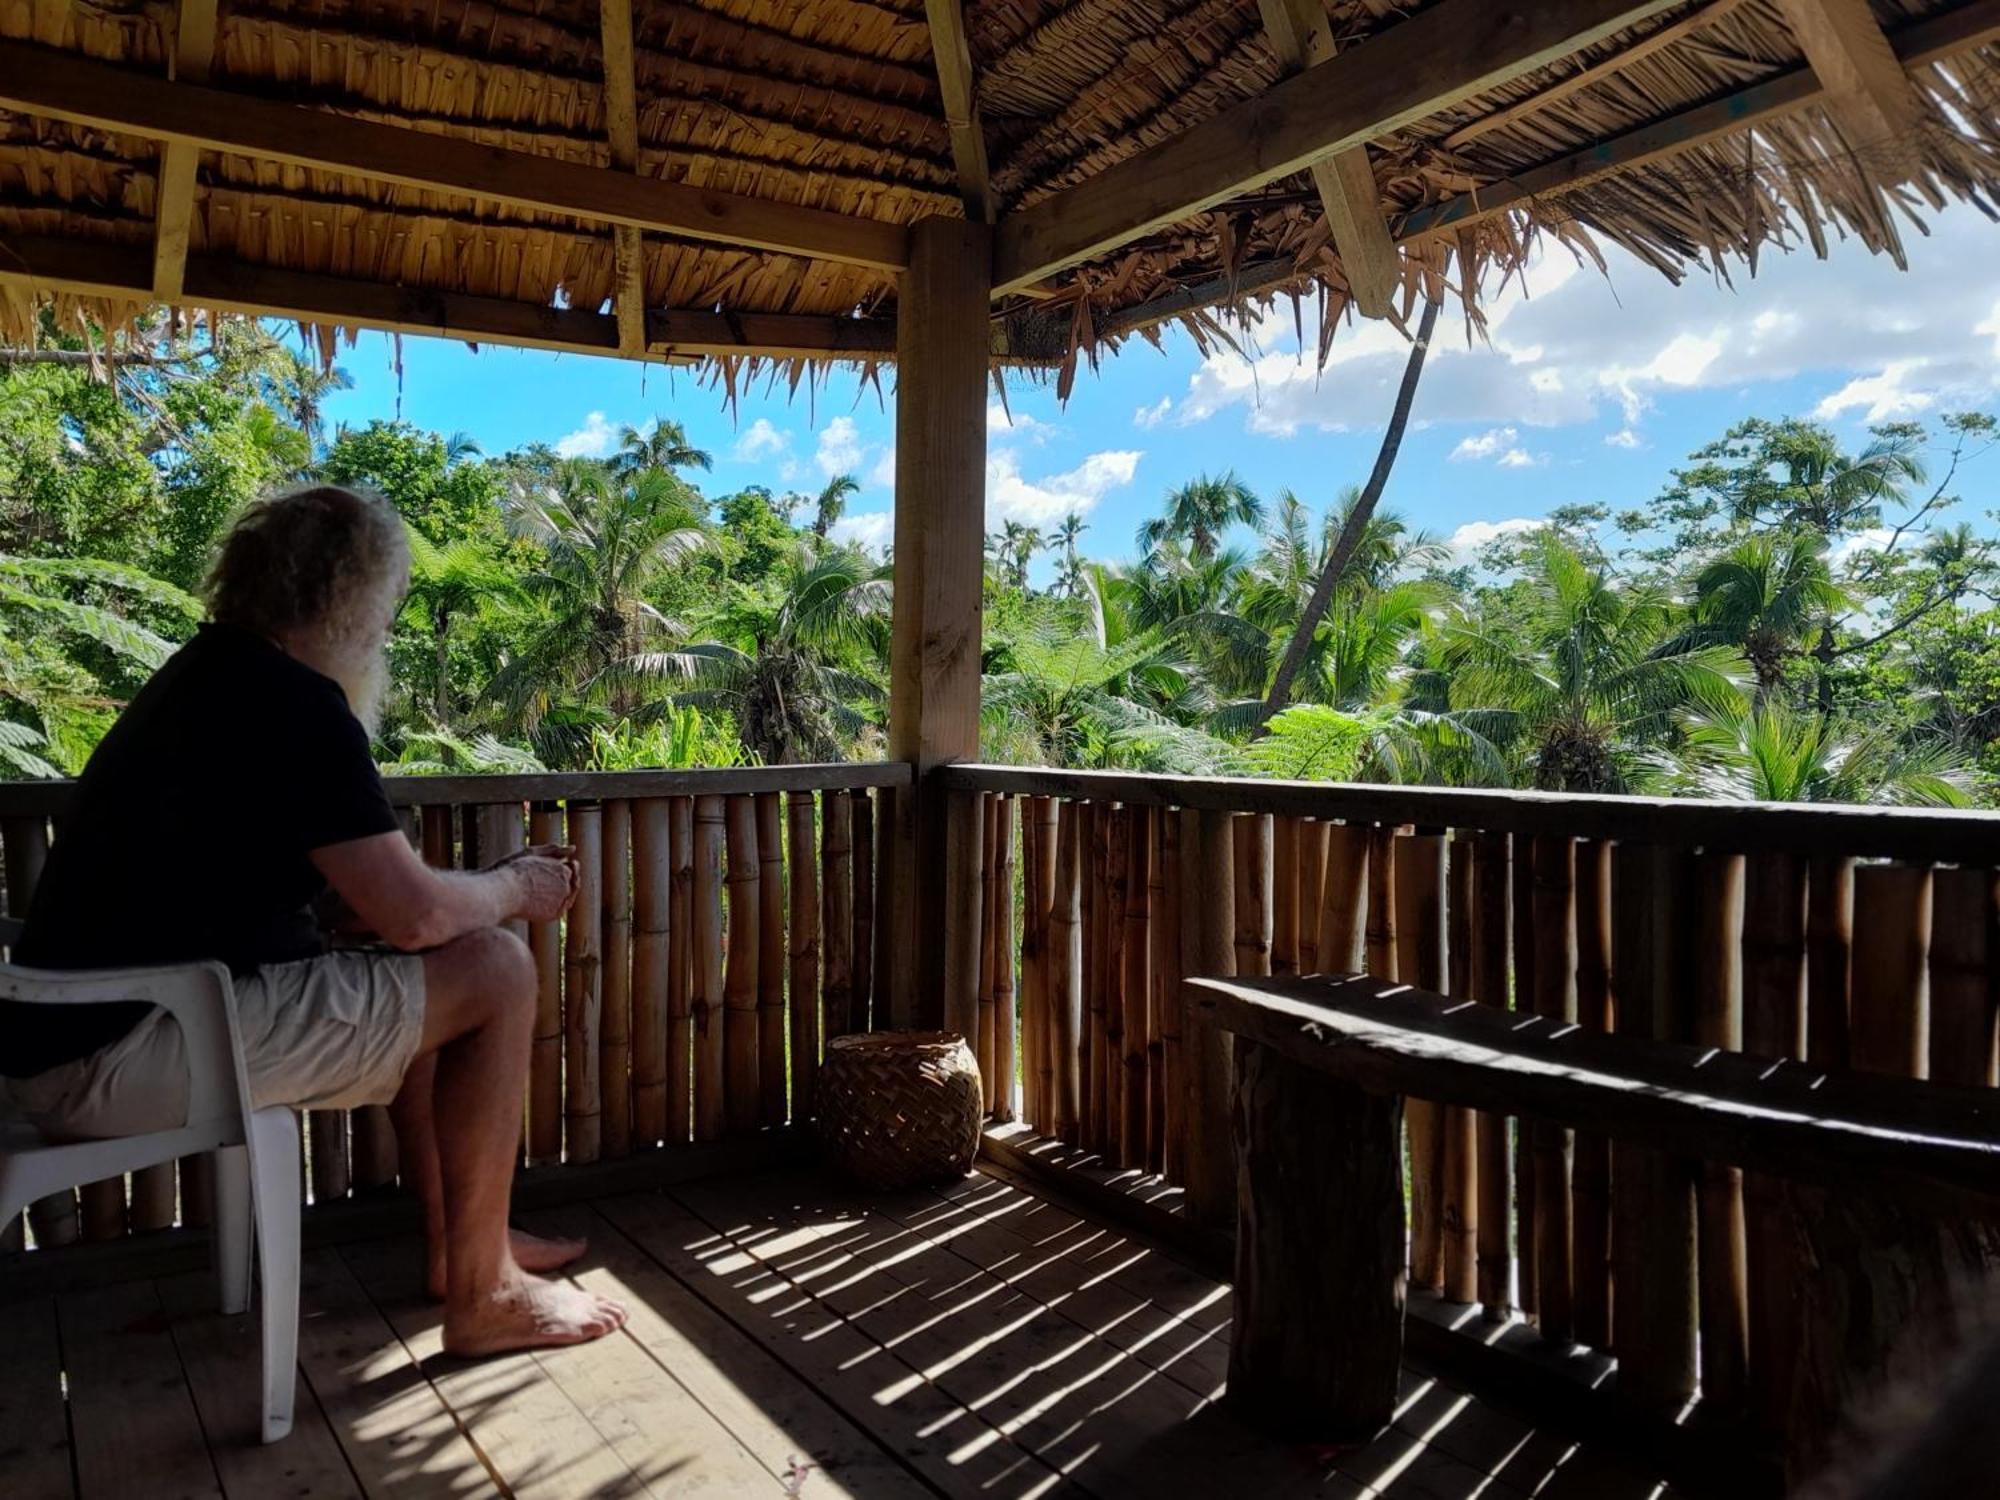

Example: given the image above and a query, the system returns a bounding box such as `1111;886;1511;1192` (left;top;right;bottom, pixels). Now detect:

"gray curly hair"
206;485;410;646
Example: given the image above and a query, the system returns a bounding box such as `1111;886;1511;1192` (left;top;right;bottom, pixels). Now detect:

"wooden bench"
1189;971;2000;1443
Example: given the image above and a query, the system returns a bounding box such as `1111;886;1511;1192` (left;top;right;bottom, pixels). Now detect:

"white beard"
328;639;390;739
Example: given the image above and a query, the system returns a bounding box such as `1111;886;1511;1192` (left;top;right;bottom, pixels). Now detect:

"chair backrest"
0;962;251;1196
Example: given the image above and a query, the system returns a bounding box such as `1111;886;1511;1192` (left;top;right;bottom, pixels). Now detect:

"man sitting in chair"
0;485;626;1354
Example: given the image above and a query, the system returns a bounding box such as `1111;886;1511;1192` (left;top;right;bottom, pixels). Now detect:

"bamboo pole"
1929;867;1996;1088
786;792;821;1124
756;793;786;1128
632;798;671;1146
1807;857;1854;1070
1182;807;1237;1232
79;1176;126;1241
692;794;726;1142
723;795;761;1135
1472;832;1512;1318
977;792;999;1105
1050;800;1083;1144
1147;804;1172;1172
943;786;985;1046
600;799;633;1159
1298;819;1327;974
1849;863;1932;1080
307;1112;348;1206
129;1162;176;1232
1235;813;1273;979
667;796;694;1144
1082;803;1105;1151
1512;831;1538;1318
1121;804;1152;1166
1442;836;1477;1303
1272;815;1299;977
527;802;564;1163
1364;824;1397;981
348;1108;398;1193
420;803;453;869
564;802;604;1164
1532;834;1578;1343
1694;849;1749;1415
1018;796;1045;1130
994;795;1018;1125
1319;823;1367;974
822;790;853;1038
1102;805;1129;1158
180;1151;213;1232
1572;837;1613;1350
852;789;875;1031
1028;796;1059;1133
1398;831;1446;1293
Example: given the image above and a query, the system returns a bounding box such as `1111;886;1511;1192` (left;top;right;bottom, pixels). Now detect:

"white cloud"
1815;361;1935;422
868;444;897;491
1605;427;1643;449
830;510;893;554
555;410;617;458
1450;427;1517;462
733;418;789;462
1444;517;1540;566
815;416;867;478
987;448;1142;526
1134;396;1173;429
1833;526;1896;566
1497;447;1545;469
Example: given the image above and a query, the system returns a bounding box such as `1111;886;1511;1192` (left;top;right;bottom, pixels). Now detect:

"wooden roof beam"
1255;0;1398;320
0;233;897;362
923;0;996;224
0;40;908;273
1774;0;1924;160
990;0;1684;295
150;0;217;302
598;0;647;358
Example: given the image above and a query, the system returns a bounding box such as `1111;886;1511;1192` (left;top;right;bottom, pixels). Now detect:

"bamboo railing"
941;764;2000;1458
0;763;907;1254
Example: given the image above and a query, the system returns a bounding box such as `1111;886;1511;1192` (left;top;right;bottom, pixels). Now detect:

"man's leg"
412;926;625;1353
388;1052;586;1301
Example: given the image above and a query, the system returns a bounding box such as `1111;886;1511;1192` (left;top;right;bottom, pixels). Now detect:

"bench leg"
1226;1037;1404;1440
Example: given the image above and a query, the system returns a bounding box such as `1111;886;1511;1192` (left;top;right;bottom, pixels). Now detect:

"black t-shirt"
1;623;401;1078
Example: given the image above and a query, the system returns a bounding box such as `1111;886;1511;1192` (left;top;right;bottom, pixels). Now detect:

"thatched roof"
0;0;1995;381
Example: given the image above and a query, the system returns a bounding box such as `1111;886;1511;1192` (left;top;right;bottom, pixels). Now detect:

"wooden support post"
564;803;604;1164
632;798;671;1146
1227;1038;1405;1438
1181;808;1237;1233
1471;832;1512;1318
600;799;633;1159
1398;830;1446;1293
1319;823;1367;974
723;796;761;1135
1298;820;1327;974
598;0;649;357
1529;835;1576;1342
1121;804;1152;1164
923;0;996;222
885;216;991;1027
1102;805;1128;1158
1511;831;1538;1317
1050;800;1083;1143
786;792;821;1123
822;790;854;1038
1571;838;1613;1349
1695;849;1749;1415
853;790;875;1029
1020;796;1053;1130
151;0;218;301
1271;814;1299;977
1442;835;1477;1304
756;793;786;1128
527;802;564;1163
1083;803;1107;1151
977;793;998;1105
1365;825;1397;981
1808;857;1854;1070
1147;804;1172;1171
667;796;695;1143
943;785;985;1044
994;795;1018;1124
1234;814;1273;979
692;795;726;1142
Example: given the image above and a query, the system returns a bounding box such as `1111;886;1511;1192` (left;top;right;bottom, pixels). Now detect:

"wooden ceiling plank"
990;0;1683;295
1774;0;1924;155
599;0;647;357
1255;0;1399;320
923;0;995;224
0;40;908;273
150;0;218;302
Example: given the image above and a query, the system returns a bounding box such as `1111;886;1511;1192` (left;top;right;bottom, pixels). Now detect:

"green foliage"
321;420;500;545
1241;705;1373;781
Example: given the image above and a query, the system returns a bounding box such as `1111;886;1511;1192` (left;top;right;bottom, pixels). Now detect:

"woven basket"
815;1031;983;1191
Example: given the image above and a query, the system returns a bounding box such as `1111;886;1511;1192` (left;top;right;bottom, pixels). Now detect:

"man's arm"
311;832;577;952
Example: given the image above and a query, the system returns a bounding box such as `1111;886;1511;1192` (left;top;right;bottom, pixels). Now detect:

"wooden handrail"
941;764;2000;865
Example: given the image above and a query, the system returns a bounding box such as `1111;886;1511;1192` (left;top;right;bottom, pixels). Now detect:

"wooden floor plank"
157;1271;363;1500
58;1279;222;1500
0;1295;74;1500
521;1202;936;1500
338;1238;646;1499
596;1188;1075;1499
291;1248;495;1498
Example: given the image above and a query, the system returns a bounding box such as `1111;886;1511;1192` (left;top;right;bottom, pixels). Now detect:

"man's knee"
434;926;537;1018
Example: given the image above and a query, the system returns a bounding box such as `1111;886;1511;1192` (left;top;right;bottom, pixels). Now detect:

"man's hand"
508;853;580;924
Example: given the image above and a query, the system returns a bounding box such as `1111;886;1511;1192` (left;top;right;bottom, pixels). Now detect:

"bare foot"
442;1271;628;1356
426;1228;588;1301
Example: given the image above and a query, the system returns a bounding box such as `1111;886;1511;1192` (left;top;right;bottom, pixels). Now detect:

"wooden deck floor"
2;1164;1681;1499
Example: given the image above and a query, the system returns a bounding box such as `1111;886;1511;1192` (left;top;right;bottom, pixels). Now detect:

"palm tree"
1441;533;1747;793
658;547;890;763
998;520;1044;590
403;533;522;723
1686;532;1844;696
1675;696;1973;806
810;473;860;540
492;459;714;746
1053;512;1090;596
616;418;712;475
1136;471;1264;562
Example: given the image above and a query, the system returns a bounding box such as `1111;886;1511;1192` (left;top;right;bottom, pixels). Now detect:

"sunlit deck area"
6;1160;1677;1500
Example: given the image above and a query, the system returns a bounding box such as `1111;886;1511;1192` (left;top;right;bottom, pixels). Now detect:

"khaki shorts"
2;949;427;1140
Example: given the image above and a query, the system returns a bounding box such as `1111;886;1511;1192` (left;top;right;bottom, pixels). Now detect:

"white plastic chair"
0;960;300;1442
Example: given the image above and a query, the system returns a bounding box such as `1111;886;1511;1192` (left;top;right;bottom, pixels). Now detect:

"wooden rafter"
1254;0;1398;320
1102;0;2000;342
923;0;995;224
1774;0;1923;156
150;0;217;301
990;0;1683;296
0;40;908;273
0;233;897;362
598;0;648;357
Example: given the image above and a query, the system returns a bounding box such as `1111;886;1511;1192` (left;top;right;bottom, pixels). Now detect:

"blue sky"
323;200;2000;581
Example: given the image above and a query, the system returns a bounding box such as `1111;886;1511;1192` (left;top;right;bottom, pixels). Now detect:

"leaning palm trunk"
1253;295;1442;734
